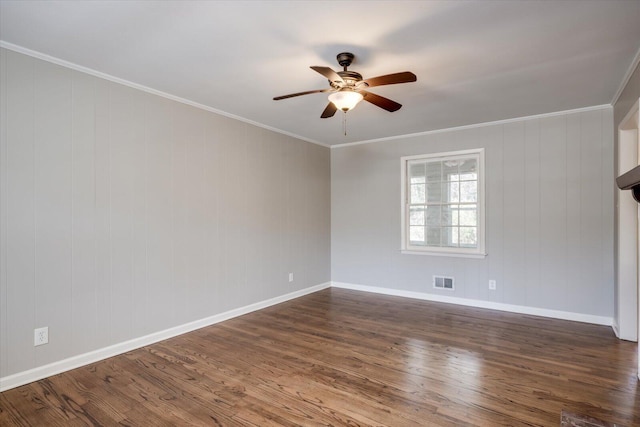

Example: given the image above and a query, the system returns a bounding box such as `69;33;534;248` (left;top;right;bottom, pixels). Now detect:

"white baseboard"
612;320;620;338
1;280;614;392
0;282;331;392
611;320;638;342
331;281;613;326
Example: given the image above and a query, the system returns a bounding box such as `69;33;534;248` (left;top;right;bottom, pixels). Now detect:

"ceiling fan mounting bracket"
336;52;355;70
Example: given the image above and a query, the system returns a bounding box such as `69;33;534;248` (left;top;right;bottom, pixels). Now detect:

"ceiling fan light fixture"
273;52;416;120
328;90;363;112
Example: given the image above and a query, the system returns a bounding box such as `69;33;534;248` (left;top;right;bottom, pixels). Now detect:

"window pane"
427;182;442;203
443;160;459;181
409;163;425;184
459;206;477;226
411;184;425;203
460;180;477;203
409;207;425;225
449;205;459;226
426;227;442;246
442;205;459;227
441;227;459;247
410;226;425;244
426;205;441;226
448;181;459;203
459;227;477;247
459;158;477;180
426;161;442;182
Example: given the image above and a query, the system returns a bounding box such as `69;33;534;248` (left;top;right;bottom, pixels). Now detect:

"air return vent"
433;276;454;290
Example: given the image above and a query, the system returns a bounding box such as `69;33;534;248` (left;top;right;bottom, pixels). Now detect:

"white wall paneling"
0;48;331;387
34;58;74;367
332;107;614;319
0;47;8;378
4;49;37;375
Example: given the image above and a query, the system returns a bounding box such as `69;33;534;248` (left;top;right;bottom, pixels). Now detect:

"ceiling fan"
273;52;417;118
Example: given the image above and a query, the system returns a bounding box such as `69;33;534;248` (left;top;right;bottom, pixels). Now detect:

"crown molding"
0;41;330;149
0;41;621;151
611;44;640;106
331;104;612;149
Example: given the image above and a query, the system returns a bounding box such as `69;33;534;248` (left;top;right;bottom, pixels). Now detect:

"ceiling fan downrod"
336;52;355;71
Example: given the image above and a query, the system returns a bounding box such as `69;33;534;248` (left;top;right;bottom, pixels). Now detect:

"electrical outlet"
489;280;496;290
34;327;48;346
288;273;294;282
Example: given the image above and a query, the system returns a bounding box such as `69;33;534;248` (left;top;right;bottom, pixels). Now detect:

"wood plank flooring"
1;288;638;426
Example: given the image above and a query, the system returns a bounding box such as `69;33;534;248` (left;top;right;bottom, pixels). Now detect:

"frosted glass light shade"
328;90;363;112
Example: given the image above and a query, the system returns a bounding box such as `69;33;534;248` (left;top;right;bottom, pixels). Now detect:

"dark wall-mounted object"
617;164;640;203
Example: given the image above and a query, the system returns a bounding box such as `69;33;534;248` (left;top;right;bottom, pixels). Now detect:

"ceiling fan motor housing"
332;70;364;89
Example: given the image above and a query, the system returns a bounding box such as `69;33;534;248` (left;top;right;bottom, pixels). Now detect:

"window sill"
401;250;487;259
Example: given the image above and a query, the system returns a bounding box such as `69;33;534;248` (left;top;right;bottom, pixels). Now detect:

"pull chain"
342;111;347;136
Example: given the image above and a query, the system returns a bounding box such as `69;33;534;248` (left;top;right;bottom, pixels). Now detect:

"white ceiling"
1;1;639;146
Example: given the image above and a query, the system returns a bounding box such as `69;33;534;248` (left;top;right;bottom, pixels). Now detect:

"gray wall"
0;48;331;378
613;62;640;324
332;108;614;317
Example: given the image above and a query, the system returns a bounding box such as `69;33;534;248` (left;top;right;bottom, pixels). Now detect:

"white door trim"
617;98;640;379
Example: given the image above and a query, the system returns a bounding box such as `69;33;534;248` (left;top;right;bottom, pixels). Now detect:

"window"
401;149;485;257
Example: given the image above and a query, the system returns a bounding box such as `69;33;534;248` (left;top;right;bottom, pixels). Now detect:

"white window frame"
400;148;486;258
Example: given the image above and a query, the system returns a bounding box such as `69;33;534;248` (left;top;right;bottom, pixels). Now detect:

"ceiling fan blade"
360;90;402;112
320;102;338;118
310;66;344;84
273;89;330;100
363;71;417;88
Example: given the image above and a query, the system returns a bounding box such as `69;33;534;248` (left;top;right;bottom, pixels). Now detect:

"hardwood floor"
1;288;638;426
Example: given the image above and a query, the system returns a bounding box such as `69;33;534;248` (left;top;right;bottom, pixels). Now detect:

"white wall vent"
433;275;454;290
